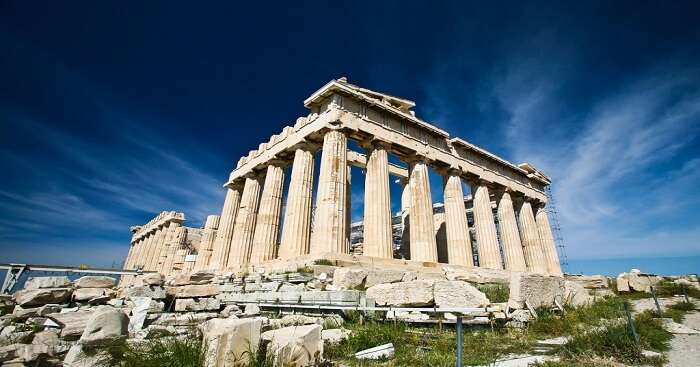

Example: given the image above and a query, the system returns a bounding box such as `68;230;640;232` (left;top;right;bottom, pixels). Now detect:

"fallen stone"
264;324;323;367
174;298;221;312
14;343;50;363
388;310;429;321
278;283;305;292
80;306;129;346
37;304;62;316
508;273;564;309
124;285;166;300
24;277;71;290
14;288;72;307
220;304;242;318
200;318;262;367
63;344;103;367
74;276;116;289
564;274;609;289
46;310;95;340
167;284;220;298
128;297;152;334
244;304;260;316
433;280;490;308
73;288;116;302
616;274;630;292
170;272;216;286
355;342;394;360
365;269;405;288
332;268;368;289
563;281;594;307
366;280;435;307
151;312;218;326
444;266;511;284
132;273;164;286
12;305;39;320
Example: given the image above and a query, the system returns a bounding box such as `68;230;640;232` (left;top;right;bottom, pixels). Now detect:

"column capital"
290;140;321;153
359;136;392;151
225;180;244;190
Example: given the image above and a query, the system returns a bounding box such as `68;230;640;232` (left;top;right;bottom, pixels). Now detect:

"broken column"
470;182;502;269
278;146;315;259
250;163;286;264
362;141;393;258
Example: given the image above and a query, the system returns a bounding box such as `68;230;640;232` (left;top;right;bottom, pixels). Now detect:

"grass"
314;259;336;266
662;300;697;322
528;296;626;338
476;284;509;303
98;333;206;367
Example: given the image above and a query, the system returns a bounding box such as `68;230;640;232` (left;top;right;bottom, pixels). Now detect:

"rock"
14;343;50;363
31;330;69;356
387;310;429;321
152;312;218;326
366;280;435;307
279;283;305;292
322;328;350;344
244;304;260;316
355;342;394;360
170;272;216;286
444;266;511;284
37;304;62;316
63;344;103;367
0;295;14;314
14;288;72;307
74;276;116;289
79;306;129;346
365;269;405;288
416;272;446;281
616;274;630;292
167;284;220;298
332;268;368;289
508;273;564;309
641;350;662;358
563;281;594;307
73;288;116;302
125;298;164;313
220;304;242;318
0;344;18;362
127;297;152;334
201;318;262;366
24;277;71;290
174;298;221;312
124;285;166;299
263;324;323;367
433;280;490;308
132;273;164;286
46;310;95;340
564;275;609;289
12;305;39;320
616;271;662;293
660;318;700;334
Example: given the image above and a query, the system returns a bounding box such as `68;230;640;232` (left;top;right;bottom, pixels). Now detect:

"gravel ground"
665;310;700;367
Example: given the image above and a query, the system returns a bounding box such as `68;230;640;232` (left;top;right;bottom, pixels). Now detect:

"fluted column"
310;130;348;255
496;191;527;271
535;204;563;276
162;224;185;275
442;172;473;267
518;199;546;273
250;164;286;264
130;239;146;269
149;227;169;271
154;222;177;272
362;142;393;258
193;215;220;271
400;178;411;259
279;147;315;259
227;176;262;267
407;159;437;262
471;182;502;269
139;232;158;270
209;185;242;270
168;226;188;275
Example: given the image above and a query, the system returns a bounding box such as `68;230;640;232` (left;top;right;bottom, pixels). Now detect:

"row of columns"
203;129;561;276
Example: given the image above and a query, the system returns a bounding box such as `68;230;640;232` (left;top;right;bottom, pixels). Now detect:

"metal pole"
456;316;463;367
650;286;662;316
683;285;689;303
623;302;640;344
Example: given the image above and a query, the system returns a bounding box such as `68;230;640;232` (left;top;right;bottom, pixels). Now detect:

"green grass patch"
477;284;509;303
528;296;626;338
313;259;336;266
98;333;206;367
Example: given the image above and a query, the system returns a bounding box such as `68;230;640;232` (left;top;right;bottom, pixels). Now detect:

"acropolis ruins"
120;78;562;281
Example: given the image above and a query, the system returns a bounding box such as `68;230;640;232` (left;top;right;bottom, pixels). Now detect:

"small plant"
98;332;206;367
296;266;313;274
477;284;509;303
313;259;335;266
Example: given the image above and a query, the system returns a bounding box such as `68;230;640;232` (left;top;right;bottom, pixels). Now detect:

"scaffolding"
545;185;569;270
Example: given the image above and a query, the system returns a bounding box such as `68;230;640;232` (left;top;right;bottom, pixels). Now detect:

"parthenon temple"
121;78;562;283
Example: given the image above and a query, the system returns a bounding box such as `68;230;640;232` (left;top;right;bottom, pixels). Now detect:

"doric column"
193;215;220;271
209;185;242;270
517;199;547;273
496;191;527;271
470;182;502;269
149;227;170;271
162;224;186;276
139;231;158;270
169;226;189;275
250;163;286;264
279;146;315;259
154;222;177;272
226;176;262;267
407;158;438;262
362;142;393;258
310;130;348;255
442;171;473;267
400;178;411;259
130;238;145;270
535;204;563;276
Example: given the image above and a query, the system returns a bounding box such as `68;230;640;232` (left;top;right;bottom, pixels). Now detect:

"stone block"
167;284;220;298
433;280;490;308
132;273;164;286
24;277;71;290
125;285;166;300
201;318;262;367
564;280;594;307
74;276;116;289
322;328;350;344
152;312;218;327
46;310;94;340
366;280;435;307
174;298;221;312
365;269;405;288
169;272;216;286
332;268;368;289
14;288;72;307
263;324;323;367
508;272;564;309
73;288;115;302
79;306;129;346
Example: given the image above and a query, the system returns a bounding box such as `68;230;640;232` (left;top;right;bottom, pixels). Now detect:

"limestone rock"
366;280;435;307
433;280;490;308
14;288;72;307
564;281;594;307
200;318;262;367
616;274;630;292
46;310;95;340
564;275;609;289
63;344;103;367
443;266;510;284
74;276;116;289
152;312;218;326
124;285;166;299
616;271;662;293
24;277;71;290
332;268;368;289
167;284;219;298
132;273;164;286
508;273;564;309
12;305;39;320
73;288;116;302
169;272;216;286
365;269;405;288
220;304;242;318
174;298;220;312
244;304;260;316
279;283;305;292
79;306;129;346
263;324;323;367
127;297;151;334
322;328;350;344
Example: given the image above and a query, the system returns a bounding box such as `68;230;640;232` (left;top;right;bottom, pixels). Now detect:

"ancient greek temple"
121;78;562;281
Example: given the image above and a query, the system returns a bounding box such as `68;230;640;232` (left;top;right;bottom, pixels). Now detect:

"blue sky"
1;1;699;274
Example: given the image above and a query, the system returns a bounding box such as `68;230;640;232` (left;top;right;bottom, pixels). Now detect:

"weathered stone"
63;344;103;367
200;318;262;367
24;277;71;290
174;298;221;312
73;288;115;302
563;281;594;307
37;304;62;317
263;324;323;367
167;284;219;298
244;304;260;316
124;285;166;299
388;310;430;321
151;312;218;326
279;283;305;292
564;274;609;289
132;273;164;286
46;310;94;340
366;280;435;307
365;269;405;288
12;305;39;320
508;273;565;309
433;281;490;308
444;266;511;284
79;306;129;346
332;267;368;289
127;297;151;334
220;304;242;318
169;272;216;286
322;328;350;344
74;276;116;289
14;288;72;307
616;275;630;292
355;343;394;360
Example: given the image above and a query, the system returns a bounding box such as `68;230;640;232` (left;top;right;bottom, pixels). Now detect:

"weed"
296;266;313;274
313;259;335;266
98;333;206;367
661;300;695;322
477;284;509;303
528;296;625;338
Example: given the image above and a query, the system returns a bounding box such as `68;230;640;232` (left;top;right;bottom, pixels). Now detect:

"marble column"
150;224;173;271
496;191;527;271
155;222;179;273
362;142;393;258
227;176;262;267
279;147;315;259
250;164;286;264
209;185;242;270
169;226;189;275
518;199;547;273
471;182;502;269
162;224;186;276
193;215;220;271
535;204;563;276
400;178;411;259
139;231;158;270
130;238;146;270
442;172;473;267
310;130;348;255
407;159;438;262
